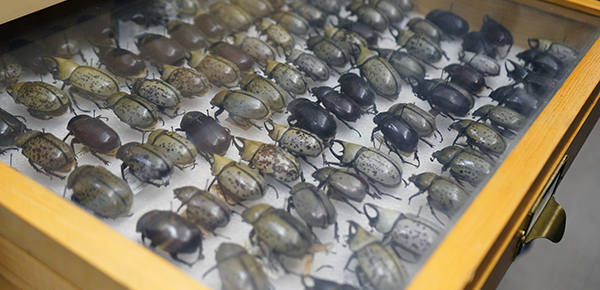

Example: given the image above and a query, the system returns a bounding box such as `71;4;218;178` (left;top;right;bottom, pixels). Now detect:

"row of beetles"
0;0;580;289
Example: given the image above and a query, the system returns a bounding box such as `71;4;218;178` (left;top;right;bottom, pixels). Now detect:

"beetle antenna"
202;265;218;278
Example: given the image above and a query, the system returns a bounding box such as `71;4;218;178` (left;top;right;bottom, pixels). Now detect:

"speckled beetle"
174;186;232;234
479;15;513;57
8;39;48;75
231;33;277;66
488;85;540;118
410;78;474;118
265;120;327;164
239;73;287;112
209;2;255;32
431;145;495;187
346;221;408;290
459;51;500;76
116;142;174;187
0;54;22;87
194;10;229;43
336;18;378;47
387;103;440;139
106;93;160;132
178;111;232;156
130;78;183;117
328;140;403;193
167;20;209;51
505;60;557;97
409;172;470;219
43;56;119;109
159;65;210;99
65;115;121;164
372;112;431;166
406;18;443;44
136;210;203;266
292;2;328;28
370;0;406;26
272;11;312;36
264;60;308;96
307;36;352;68
348;1;390;33
94;46;147;79
377;49;427;81
396;30;448;64
16;130;76;179
67;165;133;218
337;73;377;110
231;0;275;17
461;31;496;58
473;104;526;138
187;51;242;88
234;137;303;183
364;203;442;262
136;34;186;66
209;42;256;72
286;49;331;82
355;46;403;101
287;98;338;141
44;26;85;62
302;275;359;290
312;167;369;213
213;243;271;290
528;38;578;64
308;0;342;15
443;63;486;93
0;108;27;149
451;120;507;157
425;9;469;38
202;152;268;205
323;27;368;56
147;129;197;168
257;19;295;54
211;89;272;129
242;204;315;259
7;81;72;120
288;182;337;234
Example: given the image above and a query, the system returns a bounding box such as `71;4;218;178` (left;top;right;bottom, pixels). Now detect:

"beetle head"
347;221;378;252
364;203;401;234
241;204;272;224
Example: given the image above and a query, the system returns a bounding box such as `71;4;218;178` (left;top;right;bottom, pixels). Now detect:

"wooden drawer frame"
1;0;600;290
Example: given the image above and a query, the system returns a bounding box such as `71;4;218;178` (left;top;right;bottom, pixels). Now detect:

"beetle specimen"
473;104;526;138
346;221;408;290
116;142;174;187
288;182;338;239
323;27;368;56
211;89;272;129
395;30;448;64
231;0;275;17
461;31;496;58
355;46;404;101
292;1;328;28
479;15;513;58
231;33;277;66
0;54;22;87
370;0;406;27
160;65;210;99
372;112;432;167
174;186;232;235
406;18;443;44
136;210;203;266
76;14;118;47
505;60;557;97
130;78;183;117
312;86;363;136
302;275;359;290
0;108;27;150
337;73;377;111
65;115;122;164
209;41;255;72
313;167;370;213
209;1;255;32
234;137;303;184
364;203;442;261
67;165;133;218
16;130;76;179
409;172;470;220
8;39;49;75
307;36;352;68
94;46;147;79
7;81;72;119
425;9;469;38
272;11;312;36
376;49;427;81
265;120;327;168
410;78;474;118
147;129;197;168
178;111;232;156
43;56;119;109
387;103;441;140
106;93;160;132
286;49;331;82
136;34;186;66
336;18;378;47
348;1;390;33
167;20;209;51
443;63;486;93
488;85;540;118
516;48;563;78
528;38;578;64
257;19;295;54
450;120;507;157
432;145;495;187
194;10;229;42
202;152;268;205
212;243;271;290
239;73;287;113
287;98;338;141
44;26;86;62
308;0;342;15
264;60;308;96
187;51;241;87
459;51;500;76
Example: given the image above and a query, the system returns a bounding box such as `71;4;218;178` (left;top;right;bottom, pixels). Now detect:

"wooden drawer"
0;1;599;290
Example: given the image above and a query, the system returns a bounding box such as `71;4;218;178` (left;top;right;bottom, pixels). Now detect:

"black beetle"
0;108;27;150
136;210;203;266
194;10;230;42
312;86;363;136
479;15;513;58
506;60;557;97
178;111;232;156
94;46;147;79
410;78;474;118
425;9;469;38
168;20;210;51
136;34;187;66
443;63;486;93
516;48;563;78
461;32;496;58
337;73;377;111
372;112;432;166
65;115;122;164
488;85;540;118
337;17;378;47
287;98;338;141
8;39;49;75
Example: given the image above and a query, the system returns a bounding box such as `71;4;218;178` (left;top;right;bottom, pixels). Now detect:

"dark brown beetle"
136;210;204;266
208;41;255;72
194;10;230;43
44;26;86;62
443;63;486;94
168;20;210;51
136;34;186;66
65;115;121;164
76;14;118;47
95;46;147;79
178;111;232;156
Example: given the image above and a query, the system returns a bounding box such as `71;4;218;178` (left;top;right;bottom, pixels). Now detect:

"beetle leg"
343;253;357;273
169;252;196;267
286;196;294;212
338;118;362;137
273;178;292;189
427;197;445;226
89;150;111;165
408;189;426;204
